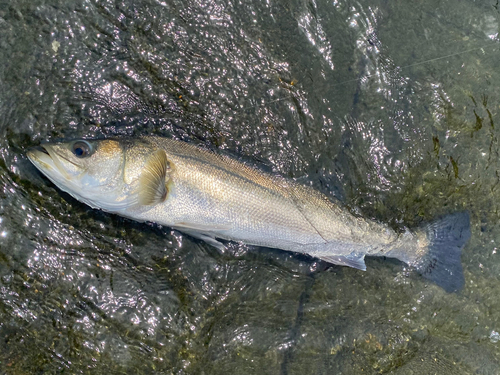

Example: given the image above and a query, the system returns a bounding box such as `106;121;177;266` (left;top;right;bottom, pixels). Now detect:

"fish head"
28;137;173;213
27;139;134;211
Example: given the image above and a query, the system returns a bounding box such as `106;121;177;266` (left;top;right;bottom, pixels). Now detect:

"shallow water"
0;0;499;373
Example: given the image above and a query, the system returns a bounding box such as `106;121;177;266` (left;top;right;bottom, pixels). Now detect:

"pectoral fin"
139;150;170;206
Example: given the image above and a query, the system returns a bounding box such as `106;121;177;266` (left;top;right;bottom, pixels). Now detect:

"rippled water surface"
1;0;500;373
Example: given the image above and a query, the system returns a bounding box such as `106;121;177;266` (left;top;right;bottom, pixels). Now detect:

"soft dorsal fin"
138;150;170;205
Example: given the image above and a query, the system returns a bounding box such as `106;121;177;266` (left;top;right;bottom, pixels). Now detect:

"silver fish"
27;136;470;291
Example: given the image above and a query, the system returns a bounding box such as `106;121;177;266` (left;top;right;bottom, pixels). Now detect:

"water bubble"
489;330;500;343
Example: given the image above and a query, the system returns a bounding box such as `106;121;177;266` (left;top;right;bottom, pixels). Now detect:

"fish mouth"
27;144;78;181
32;145;50;156
27;145;55;171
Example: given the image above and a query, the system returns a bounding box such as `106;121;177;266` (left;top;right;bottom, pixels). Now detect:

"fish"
27;136;470;292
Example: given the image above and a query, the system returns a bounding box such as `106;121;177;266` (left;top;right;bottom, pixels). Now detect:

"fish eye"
71;140;93;158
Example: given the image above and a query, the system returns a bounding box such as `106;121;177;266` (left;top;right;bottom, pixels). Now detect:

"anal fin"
315;253;366;270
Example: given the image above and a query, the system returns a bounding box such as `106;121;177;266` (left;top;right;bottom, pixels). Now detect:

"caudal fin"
415;212;470;292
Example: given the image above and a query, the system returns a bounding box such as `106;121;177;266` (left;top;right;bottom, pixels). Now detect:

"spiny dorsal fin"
138;150;170;206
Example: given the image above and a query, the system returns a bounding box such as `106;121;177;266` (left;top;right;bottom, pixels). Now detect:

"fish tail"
414;212;470;292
